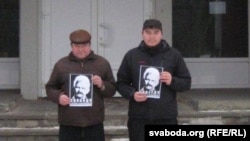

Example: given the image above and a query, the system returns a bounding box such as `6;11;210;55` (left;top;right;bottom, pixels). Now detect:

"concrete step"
177;88;250;111
0;90;21;113
110;138;129;141
0;96;129;141
1;89;250;141
0;113;127;128
0;126;128;141
0;114;127;129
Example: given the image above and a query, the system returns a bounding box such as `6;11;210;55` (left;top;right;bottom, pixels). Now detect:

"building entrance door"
40;0;153;97
97;0;152;74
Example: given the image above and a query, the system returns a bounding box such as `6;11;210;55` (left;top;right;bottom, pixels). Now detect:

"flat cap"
70;29;91;44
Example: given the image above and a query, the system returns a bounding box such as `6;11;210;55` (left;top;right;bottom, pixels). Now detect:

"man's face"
75;80;90;99
144;73;160;91
142;28;162;47
71;43;91;59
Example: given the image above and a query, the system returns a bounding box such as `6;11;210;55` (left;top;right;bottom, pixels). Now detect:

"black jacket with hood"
116;40;191;119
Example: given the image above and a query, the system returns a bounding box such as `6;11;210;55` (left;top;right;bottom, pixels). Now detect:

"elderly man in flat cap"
45;29;116;141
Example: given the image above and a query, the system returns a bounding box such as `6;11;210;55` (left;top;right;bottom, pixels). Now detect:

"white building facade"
1;0;249;99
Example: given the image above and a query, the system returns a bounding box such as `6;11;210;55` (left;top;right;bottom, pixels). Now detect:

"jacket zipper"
80;62;83;68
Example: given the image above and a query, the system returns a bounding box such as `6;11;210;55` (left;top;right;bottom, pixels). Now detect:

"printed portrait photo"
69;74;93;107
139;65;163;99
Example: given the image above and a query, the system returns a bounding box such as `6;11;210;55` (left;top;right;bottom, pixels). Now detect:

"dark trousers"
59;123;105;141
127;118;178;141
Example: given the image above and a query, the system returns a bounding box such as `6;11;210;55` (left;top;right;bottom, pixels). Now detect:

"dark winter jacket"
116;40;191;119
45;51;116;127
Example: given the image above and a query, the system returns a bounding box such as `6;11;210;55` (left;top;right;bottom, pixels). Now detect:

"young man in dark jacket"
45;29;116;141
116;19;191;141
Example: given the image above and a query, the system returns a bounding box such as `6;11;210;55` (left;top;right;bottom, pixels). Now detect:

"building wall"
20;0;39;99
19;0;250;99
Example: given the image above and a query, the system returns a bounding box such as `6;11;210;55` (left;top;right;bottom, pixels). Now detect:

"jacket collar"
68;51;96;62
138;39;171;54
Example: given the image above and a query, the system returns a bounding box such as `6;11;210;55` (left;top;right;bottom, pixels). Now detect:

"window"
0;0;19;57
173;0;248;58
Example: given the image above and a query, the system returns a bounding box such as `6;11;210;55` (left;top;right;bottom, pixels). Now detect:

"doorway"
40;0;153;97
